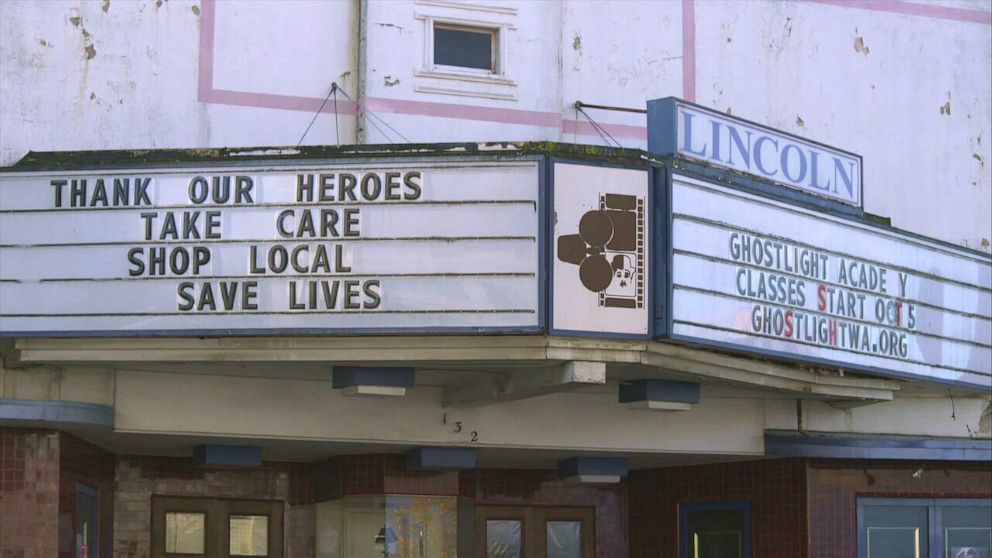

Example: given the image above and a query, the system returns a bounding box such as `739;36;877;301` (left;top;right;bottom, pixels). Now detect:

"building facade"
1;2;990;558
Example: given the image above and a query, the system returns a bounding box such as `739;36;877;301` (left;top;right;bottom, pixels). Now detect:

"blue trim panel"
646;98;679;157
765;430;992;461
331;366;415;388
618;379;700;404
557;457;629;478
537;155;550;332
654;165;673;337
403;447;477;470
193;444;263;467
679;500;753;558
0;398;114;428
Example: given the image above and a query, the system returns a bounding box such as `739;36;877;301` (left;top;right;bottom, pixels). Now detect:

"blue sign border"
648;97;865;217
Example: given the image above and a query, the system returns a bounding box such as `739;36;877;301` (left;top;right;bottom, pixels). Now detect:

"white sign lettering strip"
552;163;649;336
0;161;540;334
676;103;862;206
671;174;992;388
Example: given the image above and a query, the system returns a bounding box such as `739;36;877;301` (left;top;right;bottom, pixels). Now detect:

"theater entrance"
476;505;595;558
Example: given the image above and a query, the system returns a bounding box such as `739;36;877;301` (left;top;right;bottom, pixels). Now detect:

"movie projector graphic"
557;193;645;309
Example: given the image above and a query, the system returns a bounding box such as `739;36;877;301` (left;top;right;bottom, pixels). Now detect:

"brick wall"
0;427;61;558
807;459;992;558
112;456;313;558
627;458;808;558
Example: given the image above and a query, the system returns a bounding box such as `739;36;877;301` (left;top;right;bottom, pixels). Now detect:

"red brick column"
0;427;61;558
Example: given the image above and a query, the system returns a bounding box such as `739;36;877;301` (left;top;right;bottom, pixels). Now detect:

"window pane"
867;527;922;558
687;509;746;558
863;505;928;558
434;26;493;70
943;506;992;558
229;515;268;557
76;487;98;558
547;521;581;558
165;512;205;555
486;520;521;558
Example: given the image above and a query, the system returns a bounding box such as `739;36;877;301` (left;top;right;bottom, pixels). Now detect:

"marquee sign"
0;160;541;335
551;163;650;337
648;98;863;207
665;174;991;388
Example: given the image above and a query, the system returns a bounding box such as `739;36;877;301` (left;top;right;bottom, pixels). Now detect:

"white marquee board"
669;174;991;388
0;160;541;335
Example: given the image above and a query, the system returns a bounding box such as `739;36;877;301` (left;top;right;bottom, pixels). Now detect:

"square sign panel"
552;163;650;337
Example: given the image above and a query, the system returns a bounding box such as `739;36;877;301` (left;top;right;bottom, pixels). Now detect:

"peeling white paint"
0;0;988;252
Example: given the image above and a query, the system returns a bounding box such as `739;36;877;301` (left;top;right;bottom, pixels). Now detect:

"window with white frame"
432;22;499;74
414;1;517;101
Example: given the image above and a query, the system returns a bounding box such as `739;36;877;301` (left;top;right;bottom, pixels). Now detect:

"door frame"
150;495;284;558
475;504;596;558
679;500;752;558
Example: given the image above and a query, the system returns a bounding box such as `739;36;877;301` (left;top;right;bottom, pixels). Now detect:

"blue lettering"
710;120;722;162
754;135;779;175
681;111;707;156
808;151;828;191
727;126;752;168
833;157;856;198
780;144;808;184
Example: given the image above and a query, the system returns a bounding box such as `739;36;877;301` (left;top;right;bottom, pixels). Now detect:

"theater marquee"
665;174;991;388
0;160;542;335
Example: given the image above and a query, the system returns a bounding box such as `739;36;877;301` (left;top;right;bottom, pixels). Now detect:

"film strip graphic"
597;193;645;309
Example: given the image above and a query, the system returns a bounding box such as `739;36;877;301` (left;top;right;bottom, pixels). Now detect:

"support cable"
296;83;337;147
576;104;623;148
334;86;411;143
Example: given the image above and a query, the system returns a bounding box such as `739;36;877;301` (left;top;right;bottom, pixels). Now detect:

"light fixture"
557;457;629;484
618;379;700;412
911;467;924;480
862;468;875;486
333;367;415;398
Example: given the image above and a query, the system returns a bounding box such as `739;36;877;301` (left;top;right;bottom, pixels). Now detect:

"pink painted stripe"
804;0;992;24
364;97;562;128
562;119;648;141
682;0;696;102
204;88;359;115
197;0;216;101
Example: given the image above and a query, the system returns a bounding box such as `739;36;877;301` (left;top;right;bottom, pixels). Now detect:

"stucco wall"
1;0;989;249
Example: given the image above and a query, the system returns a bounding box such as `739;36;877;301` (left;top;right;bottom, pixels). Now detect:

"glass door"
535;508;595;558
858;498;992;558
680;501;752;558
151;497;283;558
476;506;595;558
862;505;929;558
